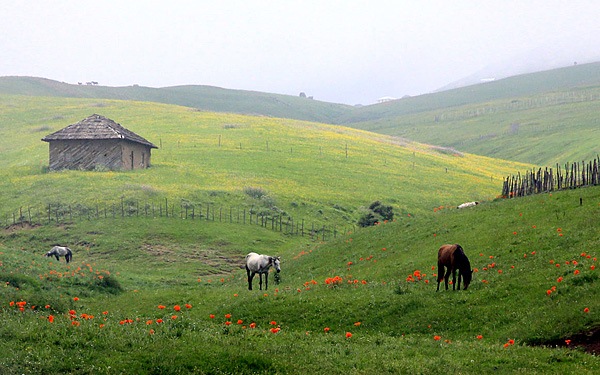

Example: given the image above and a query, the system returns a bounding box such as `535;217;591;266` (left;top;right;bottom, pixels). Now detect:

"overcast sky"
2;1;600;105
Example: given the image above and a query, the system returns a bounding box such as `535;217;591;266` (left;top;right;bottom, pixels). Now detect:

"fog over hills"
438;37;600;91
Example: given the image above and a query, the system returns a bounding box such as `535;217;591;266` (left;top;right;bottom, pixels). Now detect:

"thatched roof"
42;114;157;148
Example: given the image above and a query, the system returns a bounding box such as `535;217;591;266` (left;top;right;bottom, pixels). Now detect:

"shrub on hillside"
357;201;394;227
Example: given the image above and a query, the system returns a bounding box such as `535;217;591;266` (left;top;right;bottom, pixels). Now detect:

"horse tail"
66;248;72;263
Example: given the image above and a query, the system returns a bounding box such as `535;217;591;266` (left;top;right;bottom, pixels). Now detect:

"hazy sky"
2;1;600;105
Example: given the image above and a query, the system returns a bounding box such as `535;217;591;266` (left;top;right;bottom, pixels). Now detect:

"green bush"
357;201;394;227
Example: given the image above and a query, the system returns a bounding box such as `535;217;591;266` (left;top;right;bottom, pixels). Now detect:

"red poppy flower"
156;319;163;324
270;321;277;326
249;322;256;329
225;313;232;319
158;305;166;310
174;305;181;312
345;332;352;338
48;315;55;323
237;319;243;325
185;304;192;309
225;321;232;326
477;335;483;340
209;314;215;319
434;335;441;341
324;327;330;333
584;307;590;313
73;297;79;301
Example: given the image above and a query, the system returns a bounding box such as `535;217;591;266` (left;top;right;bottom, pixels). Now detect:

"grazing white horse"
45;246;73;263
245;252;281;291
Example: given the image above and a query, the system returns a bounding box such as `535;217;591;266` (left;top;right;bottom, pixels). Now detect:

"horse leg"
444;267;452;290
436;266;445;291
55;255;59;261
264;273;269;290
246;268;254;290
457;270;462;290
451;269;457;290
258;273;263;290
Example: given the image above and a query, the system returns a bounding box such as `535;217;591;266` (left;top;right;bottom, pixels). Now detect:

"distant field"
3;62;600;166
339;62;600;165
0;95;530;227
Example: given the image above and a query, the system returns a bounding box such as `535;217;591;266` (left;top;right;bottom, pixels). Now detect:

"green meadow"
0;71;599;374
0;95;527;225
4;62;600;166
1;186;599;374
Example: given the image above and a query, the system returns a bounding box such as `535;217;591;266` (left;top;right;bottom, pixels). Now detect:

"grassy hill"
3;62;600;166
0;76;353;123
338;62;600;166
1;182;598;373
0;94;529;227
1;90;598;373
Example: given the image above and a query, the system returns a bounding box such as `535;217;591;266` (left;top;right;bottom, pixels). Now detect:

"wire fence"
3;197;352;242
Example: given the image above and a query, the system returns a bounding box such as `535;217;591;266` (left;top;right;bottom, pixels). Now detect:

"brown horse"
437;244;473;291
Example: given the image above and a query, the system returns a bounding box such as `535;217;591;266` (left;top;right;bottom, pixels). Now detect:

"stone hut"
42;114;158;171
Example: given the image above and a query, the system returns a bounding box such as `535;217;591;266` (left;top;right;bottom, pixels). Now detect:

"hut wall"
120;141;152;170
48;139;152;171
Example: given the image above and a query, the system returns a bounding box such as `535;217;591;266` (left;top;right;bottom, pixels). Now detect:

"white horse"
245;252;281;290
45;246;73;263
457;201;479;209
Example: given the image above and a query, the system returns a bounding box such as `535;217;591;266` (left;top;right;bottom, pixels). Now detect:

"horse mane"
454;244;471;270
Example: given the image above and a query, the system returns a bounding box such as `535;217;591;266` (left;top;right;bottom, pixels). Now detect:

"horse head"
462;269;474;290
271;256;281;273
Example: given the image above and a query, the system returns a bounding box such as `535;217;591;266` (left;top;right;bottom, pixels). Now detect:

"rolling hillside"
1;174;598;373
0;76;352;124
1;74;599;373
0;95;530;227
2;62;600;166
337;62;600;166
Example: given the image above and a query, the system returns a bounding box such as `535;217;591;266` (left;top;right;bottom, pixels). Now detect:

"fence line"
3;198;351;242
502;157;600;198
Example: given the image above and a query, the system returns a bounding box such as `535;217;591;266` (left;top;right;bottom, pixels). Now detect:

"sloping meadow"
1;94;529;227
0;183;598;373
